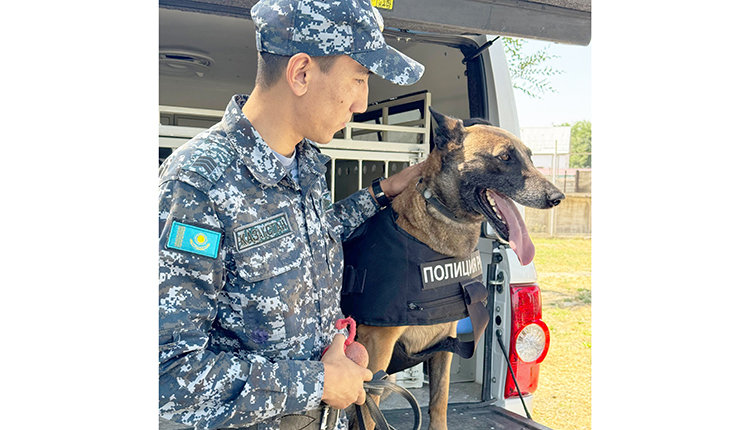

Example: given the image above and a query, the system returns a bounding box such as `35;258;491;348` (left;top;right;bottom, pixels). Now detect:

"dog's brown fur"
352;109;564;430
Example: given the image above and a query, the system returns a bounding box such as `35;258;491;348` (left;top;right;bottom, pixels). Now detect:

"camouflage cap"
251;0;424;86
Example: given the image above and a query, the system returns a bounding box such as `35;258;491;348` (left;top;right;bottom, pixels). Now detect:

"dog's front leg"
351;325;406;430
426;351;453;430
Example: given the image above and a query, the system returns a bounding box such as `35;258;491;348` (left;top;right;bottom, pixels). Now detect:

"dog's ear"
429;107;465;150
462;117;493;127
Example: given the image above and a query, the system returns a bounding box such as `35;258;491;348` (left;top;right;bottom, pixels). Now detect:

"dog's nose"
548;191;565;207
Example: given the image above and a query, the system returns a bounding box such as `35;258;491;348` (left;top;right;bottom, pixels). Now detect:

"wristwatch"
371;177;391;208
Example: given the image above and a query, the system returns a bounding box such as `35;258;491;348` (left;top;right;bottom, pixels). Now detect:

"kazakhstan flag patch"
166;221;222;259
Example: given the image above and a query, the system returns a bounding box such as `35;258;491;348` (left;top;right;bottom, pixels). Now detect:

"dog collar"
416;178;461;221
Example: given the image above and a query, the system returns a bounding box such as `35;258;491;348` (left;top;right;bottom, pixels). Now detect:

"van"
159;2;590;428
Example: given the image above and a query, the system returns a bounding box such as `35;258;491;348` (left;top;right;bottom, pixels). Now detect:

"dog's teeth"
486;192;496;207
495;208;505;221
485;190;505;224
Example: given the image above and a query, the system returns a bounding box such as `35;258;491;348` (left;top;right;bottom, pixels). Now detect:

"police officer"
158;1;424;429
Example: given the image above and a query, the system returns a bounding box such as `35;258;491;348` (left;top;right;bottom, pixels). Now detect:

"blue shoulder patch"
166;221;222;259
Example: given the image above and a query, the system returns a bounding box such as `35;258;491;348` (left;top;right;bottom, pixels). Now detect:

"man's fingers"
329;333;346;353
355;368;372;405
381;161;424;197
321;334;373;408
362;367;373;382
355;388;367;406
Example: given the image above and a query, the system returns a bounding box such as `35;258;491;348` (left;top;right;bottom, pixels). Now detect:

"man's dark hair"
256;52;341;90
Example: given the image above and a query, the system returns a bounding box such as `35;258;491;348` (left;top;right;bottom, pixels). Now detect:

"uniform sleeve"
159;179;325;430
331;188;380;241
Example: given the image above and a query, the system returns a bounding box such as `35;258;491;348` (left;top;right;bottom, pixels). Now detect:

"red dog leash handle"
336;316;358;346
322;317;369;367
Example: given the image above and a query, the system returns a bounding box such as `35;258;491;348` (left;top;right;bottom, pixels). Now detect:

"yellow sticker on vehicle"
371;0;393;10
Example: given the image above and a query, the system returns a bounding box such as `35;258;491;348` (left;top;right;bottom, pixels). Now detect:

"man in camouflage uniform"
158;1;424;429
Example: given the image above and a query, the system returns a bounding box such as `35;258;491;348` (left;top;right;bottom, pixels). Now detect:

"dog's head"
424;107;565;265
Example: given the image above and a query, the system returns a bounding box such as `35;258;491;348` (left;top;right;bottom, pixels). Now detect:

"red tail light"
504;283;550;398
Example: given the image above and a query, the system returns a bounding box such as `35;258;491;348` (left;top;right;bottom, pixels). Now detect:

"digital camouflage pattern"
158;94;380;430
251;0;424;85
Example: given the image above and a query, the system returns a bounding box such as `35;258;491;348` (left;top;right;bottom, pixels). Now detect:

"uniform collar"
222;94;330;187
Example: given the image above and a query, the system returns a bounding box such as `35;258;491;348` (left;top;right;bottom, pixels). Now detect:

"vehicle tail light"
504;283;550;398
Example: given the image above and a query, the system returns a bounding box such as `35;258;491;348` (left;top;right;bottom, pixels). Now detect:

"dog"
340;107;564;430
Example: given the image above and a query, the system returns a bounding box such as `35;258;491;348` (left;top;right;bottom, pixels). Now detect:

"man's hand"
368;161;423;201
321;334;373;409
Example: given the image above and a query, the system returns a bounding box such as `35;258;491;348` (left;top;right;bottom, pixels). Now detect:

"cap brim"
350;45;424;86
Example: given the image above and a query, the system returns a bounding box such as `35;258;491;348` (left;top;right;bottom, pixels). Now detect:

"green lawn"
532;237;592;274
529;237;592;430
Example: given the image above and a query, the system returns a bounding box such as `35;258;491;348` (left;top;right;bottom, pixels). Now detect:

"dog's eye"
499;154;510;161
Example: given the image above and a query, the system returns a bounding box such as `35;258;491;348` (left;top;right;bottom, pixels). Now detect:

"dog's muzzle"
547;190;565;207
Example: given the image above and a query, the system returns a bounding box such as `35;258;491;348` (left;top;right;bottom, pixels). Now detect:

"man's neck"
242;88;302;157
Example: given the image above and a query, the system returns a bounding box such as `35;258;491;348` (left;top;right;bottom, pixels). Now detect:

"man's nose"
351;85;369;114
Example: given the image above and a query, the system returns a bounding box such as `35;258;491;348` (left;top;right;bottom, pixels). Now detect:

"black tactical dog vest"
341;206;489;374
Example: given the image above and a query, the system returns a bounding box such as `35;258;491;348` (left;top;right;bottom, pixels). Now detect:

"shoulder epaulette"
173;129;238;193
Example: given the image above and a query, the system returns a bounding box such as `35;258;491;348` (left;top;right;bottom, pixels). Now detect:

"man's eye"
356;79;365;84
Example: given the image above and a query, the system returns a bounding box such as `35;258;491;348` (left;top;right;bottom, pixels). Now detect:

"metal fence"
525;152;591;237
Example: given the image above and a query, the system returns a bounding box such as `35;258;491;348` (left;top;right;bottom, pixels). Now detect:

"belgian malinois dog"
343;107;564;430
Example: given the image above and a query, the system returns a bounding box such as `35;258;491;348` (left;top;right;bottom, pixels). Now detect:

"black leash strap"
355;370;422;430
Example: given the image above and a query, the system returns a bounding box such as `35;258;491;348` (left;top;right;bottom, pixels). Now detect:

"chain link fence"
525;152;591;237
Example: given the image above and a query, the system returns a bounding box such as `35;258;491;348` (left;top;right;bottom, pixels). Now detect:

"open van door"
159;0;590;45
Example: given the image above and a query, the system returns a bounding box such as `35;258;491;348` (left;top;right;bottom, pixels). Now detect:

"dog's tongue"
487;190;535;266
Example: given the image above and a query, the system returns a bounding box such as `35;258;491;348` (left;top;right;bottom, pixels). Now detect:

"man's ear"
287;52;313;97
429;106;465;150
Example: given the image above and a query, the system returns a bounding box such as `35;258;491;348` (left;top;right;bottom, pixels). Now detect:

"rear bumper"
500;394;533;417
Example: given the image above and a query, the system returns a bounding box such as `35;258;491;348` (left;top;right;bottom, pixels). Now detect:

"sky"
512;38;592;128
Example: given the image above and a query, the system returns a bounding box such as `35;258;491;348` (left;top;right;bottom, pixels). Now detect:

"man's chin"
313;136;333;145
306;126;344;145
311;132;339;145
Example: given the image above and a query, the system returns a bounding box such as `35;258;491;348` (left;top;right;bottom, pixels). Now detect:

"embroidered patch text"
234;213;293;252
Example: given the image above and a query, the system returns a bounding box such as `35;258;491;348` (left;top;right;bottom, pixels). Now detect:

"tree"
558;120;591;168
502;37;563;99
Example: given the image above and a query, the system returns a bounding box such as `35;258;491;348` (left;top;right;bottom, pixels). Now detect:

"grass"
529;237;591;430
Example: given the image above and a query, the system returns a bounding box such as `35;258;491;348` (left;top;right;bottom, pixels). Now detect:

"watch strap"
371;177;391;208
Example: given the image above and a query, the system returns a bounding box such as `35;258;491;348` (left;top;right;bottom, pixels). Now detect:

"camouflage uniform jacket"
158;94;379;430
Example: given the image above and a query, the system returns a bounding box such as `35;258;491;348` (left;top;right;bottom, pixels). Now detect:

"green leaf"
502;37;564;100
